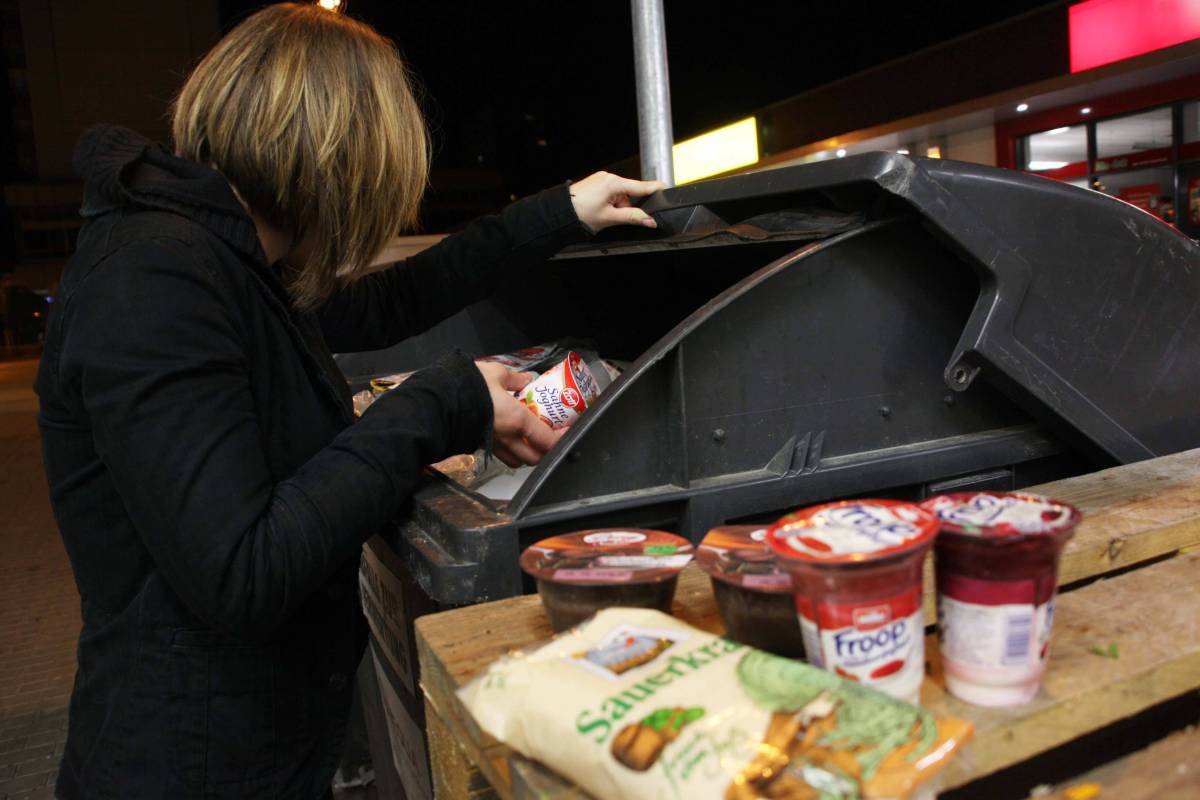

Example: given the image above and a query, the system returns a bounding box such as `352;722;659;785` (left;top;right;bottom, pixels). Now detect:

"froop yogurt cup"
768;500;938;703
921;491;1081;707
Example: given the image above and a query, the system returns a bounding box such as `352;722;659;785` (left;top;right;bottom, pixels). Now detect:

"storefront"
998;75;1200;235
647;1;1200;240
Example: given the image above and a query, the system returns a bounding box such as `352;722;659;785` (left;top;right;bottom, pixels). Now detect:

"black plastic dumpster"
346;153;1200;797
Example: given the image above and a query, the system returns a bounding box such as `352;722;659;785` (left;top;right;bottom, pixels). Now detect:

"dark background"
0;0;1060;271
215;1;1054;225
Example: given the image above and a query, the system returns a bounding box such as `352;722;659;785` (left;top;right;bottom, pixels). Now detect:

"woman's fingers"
516;406;564;453
500;369;537;392
494;419;565;467
499;436;542;466
610;175;667;197
493;442;522;468
607;206;656;228
570;171;666;232
478;361;571;466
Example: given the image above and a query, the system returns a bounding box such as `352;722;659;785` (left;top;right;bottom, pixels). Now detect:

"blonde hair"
172;3;429;309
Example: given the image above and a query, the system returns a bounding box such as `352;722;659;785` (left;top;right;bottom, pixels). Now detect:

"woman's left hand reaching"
476;362;565;467
569;171;667;233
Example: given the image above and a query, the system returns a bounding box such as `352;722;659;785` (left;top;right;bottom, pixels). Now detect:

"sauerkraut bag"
458;608;971;800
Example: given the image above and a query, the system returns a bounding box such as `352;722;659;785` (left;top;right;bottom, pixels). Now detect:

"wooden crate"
414;450;1200;799
1031;726;1200;800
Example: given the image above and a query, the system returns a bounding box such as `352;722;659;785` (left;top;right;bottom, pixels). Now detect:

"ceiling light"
1028;160;1069;170
897;149;910;155
1016;103;1030;112
316;0;343;9
836;148;847;158
1045;127;1071;136
1081;107;1092;114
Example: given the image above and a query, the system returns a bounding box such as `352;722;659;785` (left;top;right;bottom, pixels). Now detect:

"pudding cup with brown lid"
696;525;804;657
520;529;693;632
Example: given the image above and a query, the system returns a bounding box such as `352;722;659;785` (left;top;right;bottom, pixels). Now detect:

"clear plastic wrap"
459;608;971;800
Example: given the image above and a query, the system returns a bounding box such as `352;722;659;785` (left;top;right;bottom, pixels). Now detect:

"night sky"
219;0;1055;218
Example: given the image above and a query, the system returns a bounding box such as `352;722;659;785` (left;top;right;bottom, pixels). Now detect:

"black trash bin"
347;152;1200;798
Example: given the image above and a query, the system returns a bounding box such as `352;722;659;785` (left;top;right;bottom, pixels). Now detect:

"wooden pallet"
1032;726;1200;800
414;450;1200;799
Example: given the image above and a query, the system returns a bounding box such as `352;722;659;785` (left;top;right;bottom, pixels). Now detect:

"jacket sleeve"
318;183;588;353
59;236;491;639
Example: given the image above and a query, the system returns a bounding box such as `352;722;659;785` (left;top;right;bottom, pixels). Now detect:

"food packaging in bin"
336;153;1200;610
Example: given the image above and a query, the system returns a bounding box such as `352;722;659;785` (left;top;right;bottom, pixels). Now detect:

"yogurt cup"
921;492;1081;707
517;352;600;430
696;525;804;657
768;500;938;703
520;530;693;632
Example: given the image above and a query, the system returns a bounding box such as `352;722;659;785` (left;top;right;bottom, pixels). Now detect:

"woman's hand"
476;362;565;467
570;171;667;233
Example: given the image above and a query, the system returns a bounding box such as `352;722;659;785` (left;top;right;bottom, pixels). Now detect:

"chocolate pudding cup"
696;525;804;657
520;529;693;632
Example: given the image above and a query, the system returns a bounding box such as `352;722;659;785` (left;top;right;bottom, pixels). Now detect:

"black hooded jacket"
35;126;585;798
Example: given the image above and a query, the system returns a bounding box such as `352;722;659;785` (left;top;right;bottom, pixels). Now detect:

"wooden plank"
1033;726;1200;800
509;758;591;800
424;698;501;800
370;649;434;800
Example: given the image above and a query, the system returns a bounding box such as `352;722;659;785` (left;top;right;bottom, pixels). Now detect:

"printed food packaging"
517;351;600;430
696;525;804;658
520;530;693;632
768;500;938;703
478;343;564;371
459;607;972;800
921;492;1081;707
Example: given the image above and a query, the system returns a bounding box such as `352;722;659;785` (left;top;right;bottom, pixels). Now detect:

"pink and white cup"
921;492;1081;707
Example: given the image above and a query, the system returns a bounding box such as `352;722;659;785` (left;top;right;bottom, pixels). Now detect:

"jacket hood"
73;125;265;263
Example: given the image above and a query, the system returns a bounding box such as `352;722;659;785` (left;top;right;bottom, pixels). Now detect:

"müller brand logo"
852;605;890;629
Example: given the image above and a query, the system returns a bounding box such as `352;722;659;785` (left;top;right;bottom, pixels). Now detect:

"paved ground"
0;359;79;799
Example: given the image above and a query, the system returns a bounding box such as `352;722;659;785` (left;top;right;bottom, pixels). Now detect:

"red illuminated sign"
1070;0;1200;72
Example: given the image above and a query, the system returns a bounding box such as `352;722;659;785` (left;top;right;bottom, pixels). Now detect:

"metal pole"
631;0;675;186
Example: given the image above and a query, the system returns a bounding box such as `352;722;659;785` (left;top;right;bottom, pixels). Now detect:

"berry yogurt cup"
921;492;1081;707
768;500;938;703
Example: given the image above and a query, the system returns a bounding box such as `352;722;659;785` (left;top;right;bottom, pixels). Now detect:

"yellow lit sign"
672;117;759;185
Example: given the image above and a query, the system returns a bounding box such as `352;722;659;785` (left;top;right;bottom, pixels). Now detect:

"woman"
36;4;662;797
